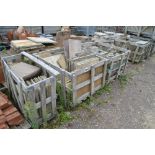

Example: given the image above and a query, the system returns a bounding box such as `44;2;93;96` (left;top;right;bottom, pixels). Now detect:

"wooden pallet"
10;40;45;54
2;52;59;127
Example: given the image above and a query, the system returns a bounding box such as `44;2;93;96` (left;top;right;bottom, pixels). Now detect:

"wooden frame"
125;26;155;38
2;52;58;126
33;49;108;107
95;45;130;83
114;37;152;63
10;40;45;54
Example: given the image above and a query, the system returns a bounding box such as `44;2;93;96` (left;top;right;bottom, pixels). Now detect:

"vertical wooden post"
132;46;139;63
40;81;47;123
117;55;124;78
61;71;67;107
90;66;95;95
102;61;107;86
50;77;57;115
72;74;77;106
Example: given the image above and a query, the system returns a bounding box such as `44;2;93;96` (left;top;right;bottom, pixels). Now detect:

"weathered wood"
33;48;108;106
60;71;67;107
95;44;130;83
114;36;153;63
50;77;57;115
72;74;77;106
90;66;95;95
40;81;47;123
2;52;57;127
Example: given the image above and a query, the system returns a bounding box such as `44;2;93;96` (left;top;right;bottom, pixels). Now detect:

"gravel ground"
59;54;155;129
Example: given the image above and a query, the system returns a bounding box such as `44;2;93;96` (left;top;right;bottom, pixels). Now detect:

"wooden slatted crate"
1;52;59;127
128;36;155;59
95;45;130;83
114;36;153;63
33;48;108;107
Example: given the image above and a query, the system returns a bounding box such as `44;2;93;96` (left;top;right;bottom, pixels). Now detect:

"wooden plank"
40;81;47;123
95;66;103;75
102;61;107;86
132;46;140;63
90;66;95;95
50;77;57;115
60;71;67;107
21;52;59;76
72;74;77;106
75;73;103;90
77;84;91;97
76;79;90;90
76;71;91;84
94;78;102;87
117;55;125;77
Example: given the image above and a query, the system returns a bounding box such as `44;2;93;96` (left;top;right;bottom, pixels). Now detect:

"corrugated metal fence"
0;26;17;35
0;26;61;35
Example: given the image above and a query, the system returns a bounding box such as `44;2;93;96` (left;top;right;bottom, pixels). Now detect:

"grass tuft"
118;73;133;88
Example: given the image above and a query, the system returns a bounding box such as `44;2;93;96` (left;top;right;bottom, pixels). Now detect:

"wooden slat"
90;66;95;95
72;74;77;106
50;77;57;115
76;71;91;84
40;81;47;123
77;84;91;97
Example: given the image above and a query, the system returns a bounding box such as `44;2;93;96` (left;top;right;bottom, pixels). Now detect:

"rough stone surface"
59;54;155;129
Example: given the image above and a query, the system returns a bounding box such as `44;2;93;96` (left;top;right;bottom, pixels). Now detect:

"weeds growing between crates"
43;105;73;128
118;73;133;88
24;101;39;129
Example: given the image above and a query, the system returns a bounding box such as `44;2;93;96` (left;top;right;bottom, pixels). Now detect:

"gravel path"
59;55;155;129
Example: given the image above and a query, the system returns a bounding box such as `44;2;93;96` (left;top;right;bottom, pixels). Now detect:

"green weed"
94;84;112;97
24;101;39;129
118;73;133;88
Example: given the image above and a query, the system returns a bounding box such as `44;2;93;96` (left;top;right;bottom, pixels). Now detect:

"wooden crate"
129;36;155;59
1;52;59;127
114;37;151;63
125;26;155;38
95;45;130;83
33;49;108;107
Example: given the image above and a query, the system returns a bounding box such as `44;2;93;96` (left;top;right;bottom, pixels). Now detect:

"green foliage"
83;96;94;105
24;101;39;129
56;82;73;110
57;105;72;124
2;48;7;54
77;96;94;111
56;82;65;106
118;73;133;88
44;105;73;128
58;111;72;125
118;74;128;88
95;84;112;97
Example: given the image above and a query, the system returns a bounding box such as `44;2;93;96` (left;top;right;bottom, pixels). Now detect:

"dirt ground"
59;54;155;129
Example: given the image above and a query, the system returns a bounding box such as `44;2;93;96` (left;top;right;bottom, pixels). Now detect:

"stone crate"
33;48;108;107
2;52;58;127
